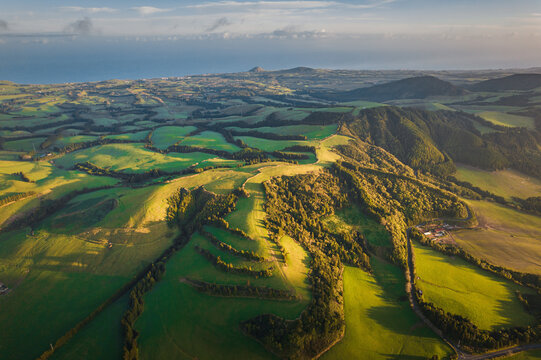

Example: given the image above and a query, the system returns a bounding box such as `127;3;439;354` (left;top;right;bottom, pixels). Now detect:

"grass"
279;235;312;301
453;200;541;275
180;131;240;153
151;126;197;149
323;206;392;248
51;295;128;360
54;143;220;173
413;241;536;330
104;130;150;141
477;111;535;129
323;259;452;360
53;135;99;148
3;137;46;152
229;124;338;140
455;164;541;200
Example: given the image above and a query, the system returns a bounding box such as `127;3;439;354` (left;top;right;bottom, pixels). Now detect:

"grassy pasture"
229;124;338;140
54;143;219;173
477;111;535;129
323;259;452;360
453;200;541;275
180;130;240;153
455;164;541;200
151;125;197;149
3;137;46;152
51;295;128;360
413;242;536;330
104;130;150;141
53;135;99;148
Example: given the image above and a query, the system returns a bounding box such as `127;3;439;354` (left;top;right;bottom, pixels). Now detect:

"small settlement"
415;223;458;242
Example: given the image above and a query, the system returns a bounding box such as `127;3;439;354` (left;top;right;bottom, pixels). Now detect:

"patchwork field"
413;242;535;330
453;200;541;275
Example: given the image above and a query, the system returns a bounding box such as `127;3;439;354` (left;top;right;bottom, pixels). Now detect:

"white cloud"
60;7;117;14
188;0;394;10
132;6;172;16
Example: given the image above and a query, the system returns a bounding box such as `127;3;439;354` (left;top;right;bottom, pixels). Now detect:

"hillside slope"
316;76;467;102
469;74;541;91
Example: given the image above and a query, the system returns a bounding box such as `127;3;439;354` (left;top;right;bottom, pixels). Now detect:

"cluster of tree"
0;191;35;206
270;151;309;161
11;171;32;182
185;278;297;300
166;186;239;234
410;228;541;291
516;196;541;215
242;171;372;359
194;245;273;278
201;230;265;262
282;145;316;153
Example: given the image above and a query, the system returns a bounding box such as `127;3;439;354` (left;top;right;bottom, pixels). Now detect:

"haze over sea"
1;36;540;84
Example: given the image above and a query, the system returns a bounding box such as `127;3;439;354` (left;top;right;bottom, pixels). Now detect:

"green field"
413;242;535;330
455;164;541;200
151;125;197;149
180;130;240;152
324;260;452;360
3;137;46;152
477;111;535;129
228;124;338;140
453;200;541;275
104;130;150;141
51;296;128;360
54;143;224;173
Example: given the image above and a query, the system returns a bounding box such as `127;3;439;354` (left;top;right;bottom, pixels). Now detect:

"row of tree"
201;230;265;262
185;277;297;299
194;245;273;278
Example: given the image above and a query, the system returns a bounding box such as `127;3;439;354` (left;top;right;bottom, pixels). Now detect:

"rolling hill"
469;73;541;91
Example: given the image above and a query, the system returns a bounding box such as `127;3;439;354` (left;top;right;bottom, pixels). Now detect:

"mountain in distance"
469;73;541;92
248;66;266;73
314;75;468;102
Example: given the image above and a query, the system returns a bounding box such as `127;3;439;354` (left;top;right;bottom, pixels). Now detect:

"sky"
1;0;540;83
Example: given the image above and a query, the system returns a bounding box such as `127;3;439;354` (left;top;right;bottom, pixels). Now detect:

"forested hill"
342;106;541;178
314;76;467;102
469;73;541;91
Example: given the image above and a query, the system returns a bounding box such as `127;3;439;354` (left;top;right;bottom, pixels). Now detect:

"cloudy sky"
1;0;540;38
1;1;540;82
